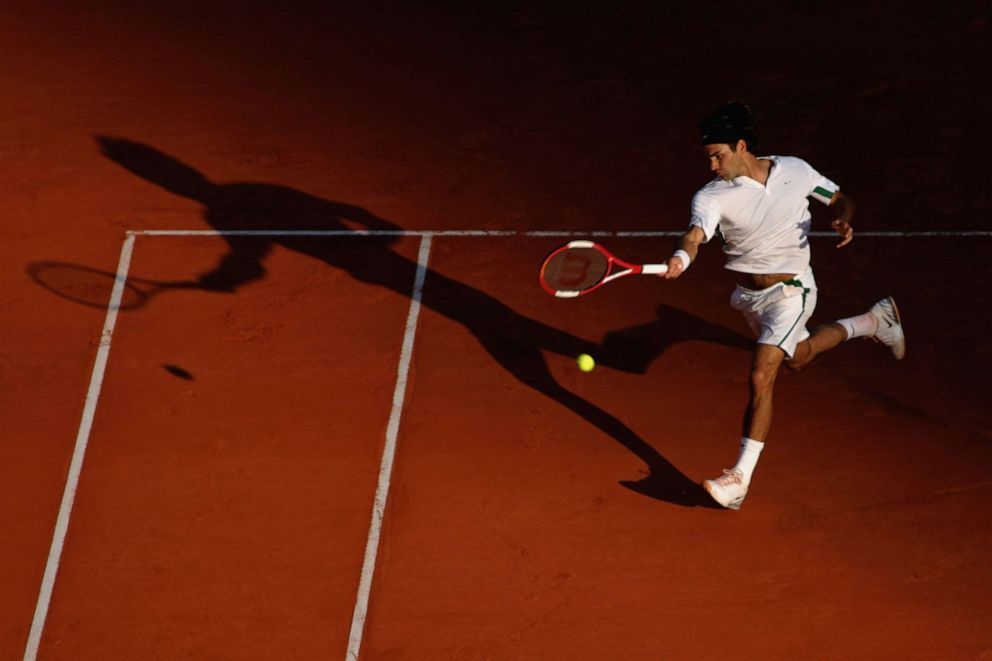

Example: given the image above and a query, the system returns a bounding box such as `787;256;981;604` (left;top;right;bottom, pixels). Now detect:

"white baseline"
130;229;992;238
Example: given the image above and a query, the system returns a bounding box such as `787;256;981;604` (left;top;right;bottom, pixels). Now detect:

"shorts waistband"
735;267;813;294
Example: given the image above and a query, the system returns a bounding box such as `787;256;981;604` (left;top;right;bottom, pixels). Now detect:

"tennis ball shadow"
163;364;195;380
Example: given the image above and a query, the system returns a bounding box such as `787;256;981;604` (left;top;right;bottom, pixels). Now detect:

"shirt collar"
731;156;778;188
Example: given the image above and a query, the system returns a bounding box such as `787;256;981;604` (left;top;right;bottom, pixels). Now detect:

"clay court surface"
2;2;990;659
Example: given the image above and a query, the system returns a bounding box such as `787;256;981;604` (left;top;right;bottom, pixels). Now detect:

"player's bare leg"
788;296;906;371
742;343;787;441
703;343;784;509
786;322;847;371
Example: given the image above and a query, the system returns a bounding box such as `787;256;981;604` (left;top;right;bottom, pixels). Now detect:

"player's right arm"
662;225;706;279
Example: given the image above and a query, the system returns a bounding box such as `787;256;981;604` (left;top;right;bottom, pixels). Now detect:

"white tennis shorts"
730;267;817;358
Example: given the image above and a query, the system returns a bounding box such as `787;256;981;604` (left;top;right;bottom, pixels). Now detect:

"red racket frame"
539;240;668;298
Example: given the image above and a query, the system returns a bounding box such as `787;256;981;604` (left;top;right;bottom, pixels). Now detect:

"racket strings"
542;248;609;292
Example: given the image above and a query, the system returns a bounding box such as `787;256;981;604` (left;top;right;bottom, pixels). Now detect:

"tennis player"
663;101;905;510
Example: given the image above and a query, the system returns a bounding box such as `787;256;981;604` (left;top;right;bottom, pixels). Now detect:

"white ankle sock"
733;437;765;482
837;311;879;340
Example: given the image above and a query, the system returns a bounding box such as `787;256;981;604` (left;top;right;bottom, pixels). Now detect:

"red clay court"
2;3;990;660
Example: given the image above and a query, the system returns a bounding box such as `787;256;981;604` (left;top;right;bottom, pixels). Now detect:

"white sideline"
345;233;433;661
23;234;137;661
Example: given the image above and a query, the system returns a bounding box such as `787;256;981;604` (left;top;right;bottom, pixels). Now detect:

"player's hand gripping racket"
28;261;203;310
539;240;668;297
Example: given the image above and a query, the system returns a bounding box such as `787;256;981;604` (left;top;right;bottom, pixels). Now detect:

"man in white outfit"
663;101;905;510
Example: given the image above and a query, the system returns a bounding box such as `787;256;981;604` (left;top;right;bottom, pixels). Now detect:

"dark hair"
699;100;760;152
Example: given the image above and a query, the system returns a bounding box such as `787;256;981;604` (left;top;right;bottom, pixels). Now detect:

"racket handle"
641;264;669;275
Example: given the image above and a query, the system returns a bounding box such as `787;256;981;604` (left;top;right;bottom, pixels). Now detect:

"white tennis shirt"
689;155;839;274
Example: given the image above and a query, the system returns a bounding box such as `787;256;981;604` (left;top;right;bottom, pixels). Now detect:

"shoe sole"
885;296;906;360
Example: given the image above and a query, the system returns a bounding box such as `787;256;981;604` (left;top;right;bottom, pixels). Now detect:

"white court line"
346;233;433;661
129;229;992;238
23;234;137;661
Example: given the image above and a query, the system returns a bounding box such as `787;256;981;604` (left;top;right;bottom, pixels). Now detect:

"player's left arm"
829;191;856;248
802;157;854;248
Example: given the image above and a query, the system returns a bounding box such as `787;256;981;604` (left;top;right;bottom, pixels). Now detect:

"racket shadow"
27;260;204;310
95;135;738;507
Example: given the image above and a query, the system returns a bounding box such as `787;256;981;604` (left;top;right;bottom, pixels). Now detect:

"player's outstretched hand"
832;219;853;248
662;256;684;279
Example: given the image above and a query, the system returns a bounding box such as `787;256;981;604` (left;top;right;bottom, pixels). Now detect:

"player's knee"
785;340;813;371
749;365;777;393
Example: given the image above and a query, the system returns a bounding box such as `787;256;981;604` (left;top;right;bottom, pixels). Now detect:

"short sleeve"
689;191;721;242
801;159;840;205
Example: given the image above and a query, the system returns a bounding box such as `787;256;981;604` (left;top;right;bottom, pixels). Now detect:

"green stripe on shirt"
813;186;834;199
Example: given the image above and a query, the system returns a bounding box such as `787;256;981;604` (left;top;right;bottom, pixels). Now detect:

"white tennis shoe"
702;469;748;510
869;296;906;360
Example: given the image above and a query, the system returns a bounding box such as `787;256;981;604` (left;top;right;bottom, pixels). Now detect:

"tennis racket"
539;240;668;298
28;261;202;310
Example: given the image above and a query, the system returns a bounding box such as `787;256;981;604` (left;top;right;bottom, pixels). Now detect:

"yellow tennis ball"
576;353;596;372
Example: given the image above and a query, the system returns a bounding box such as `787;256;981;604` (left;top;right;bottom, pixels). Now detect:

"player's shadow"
96;136;748;507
